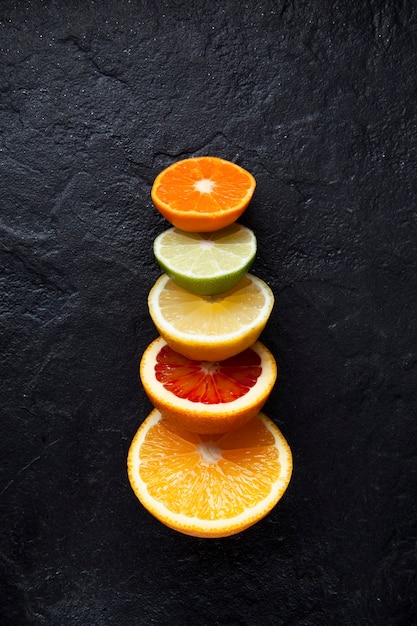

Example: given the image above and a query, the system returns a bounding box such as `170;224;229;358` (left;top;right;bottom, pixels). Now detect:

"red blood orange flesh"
140;336;277;433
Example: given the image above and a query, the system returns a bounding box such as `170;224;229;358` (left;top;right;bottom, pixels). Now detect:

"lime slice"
153;223;257;295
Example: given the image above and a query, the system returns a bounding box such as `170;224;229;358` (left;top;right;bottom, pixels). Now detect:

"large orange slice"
140;337;277;433
147;273;274;361
127;409;293;538
151;156;256;232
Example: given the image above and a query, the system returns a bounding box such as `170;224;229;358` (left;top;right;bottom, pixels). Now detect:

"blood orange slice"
140;336;277;433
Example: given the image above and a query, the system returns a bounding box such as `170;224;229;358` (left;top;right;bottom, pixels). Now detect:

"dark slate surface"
1;1;417;624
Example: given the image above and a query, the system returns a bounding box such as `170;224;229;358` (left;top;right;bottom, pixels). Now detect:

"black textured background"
1;1;417;624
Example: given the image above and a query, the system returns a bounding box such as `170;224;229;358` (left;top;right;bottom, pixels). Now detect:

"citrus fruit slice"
151;156;256;232
127;409;293;538
140;337;277;433
153;223;257;296
148;273;274;361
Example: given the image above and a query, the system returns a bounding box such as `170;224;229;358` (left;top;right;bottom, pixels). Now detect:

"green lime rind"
153;224;257;296
156;258;255;295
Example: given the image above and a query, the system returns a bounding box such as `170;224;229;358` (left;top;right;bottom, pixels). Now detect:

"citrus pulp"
127;409;293;538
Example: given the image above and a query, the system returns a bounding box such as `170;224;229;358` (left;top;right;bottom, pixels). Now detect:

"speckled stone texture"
1;1;417;624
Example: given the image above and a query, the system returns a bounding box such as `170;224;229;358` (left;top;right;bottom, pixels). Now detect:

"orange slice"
140;337;277;433
148;273;274;361
127;409;293;538
151;156;256;232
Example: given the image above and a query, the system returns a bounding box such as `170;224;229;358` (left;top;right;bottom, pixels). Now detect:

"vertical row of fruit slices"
127;156;292;538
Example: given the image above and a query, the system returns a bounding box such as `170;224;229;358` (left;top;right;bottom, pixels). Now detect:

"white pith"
194;178;216;194
196;441;223;463
127;409;293;535
200;361;220;375
140;337;277;416
199;239;215;249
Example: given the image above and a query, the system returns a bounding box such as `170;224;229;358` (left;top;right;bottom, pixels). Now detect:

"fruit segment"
128;156;292;538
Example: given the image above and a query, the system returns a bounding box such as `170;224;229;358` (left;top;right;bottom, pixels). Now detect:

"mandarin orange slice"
151;156;256;232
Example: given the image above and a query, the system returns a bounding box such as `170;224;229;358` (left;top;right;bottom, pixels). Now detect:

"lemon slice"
148;273;274;361
153;224;257;295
